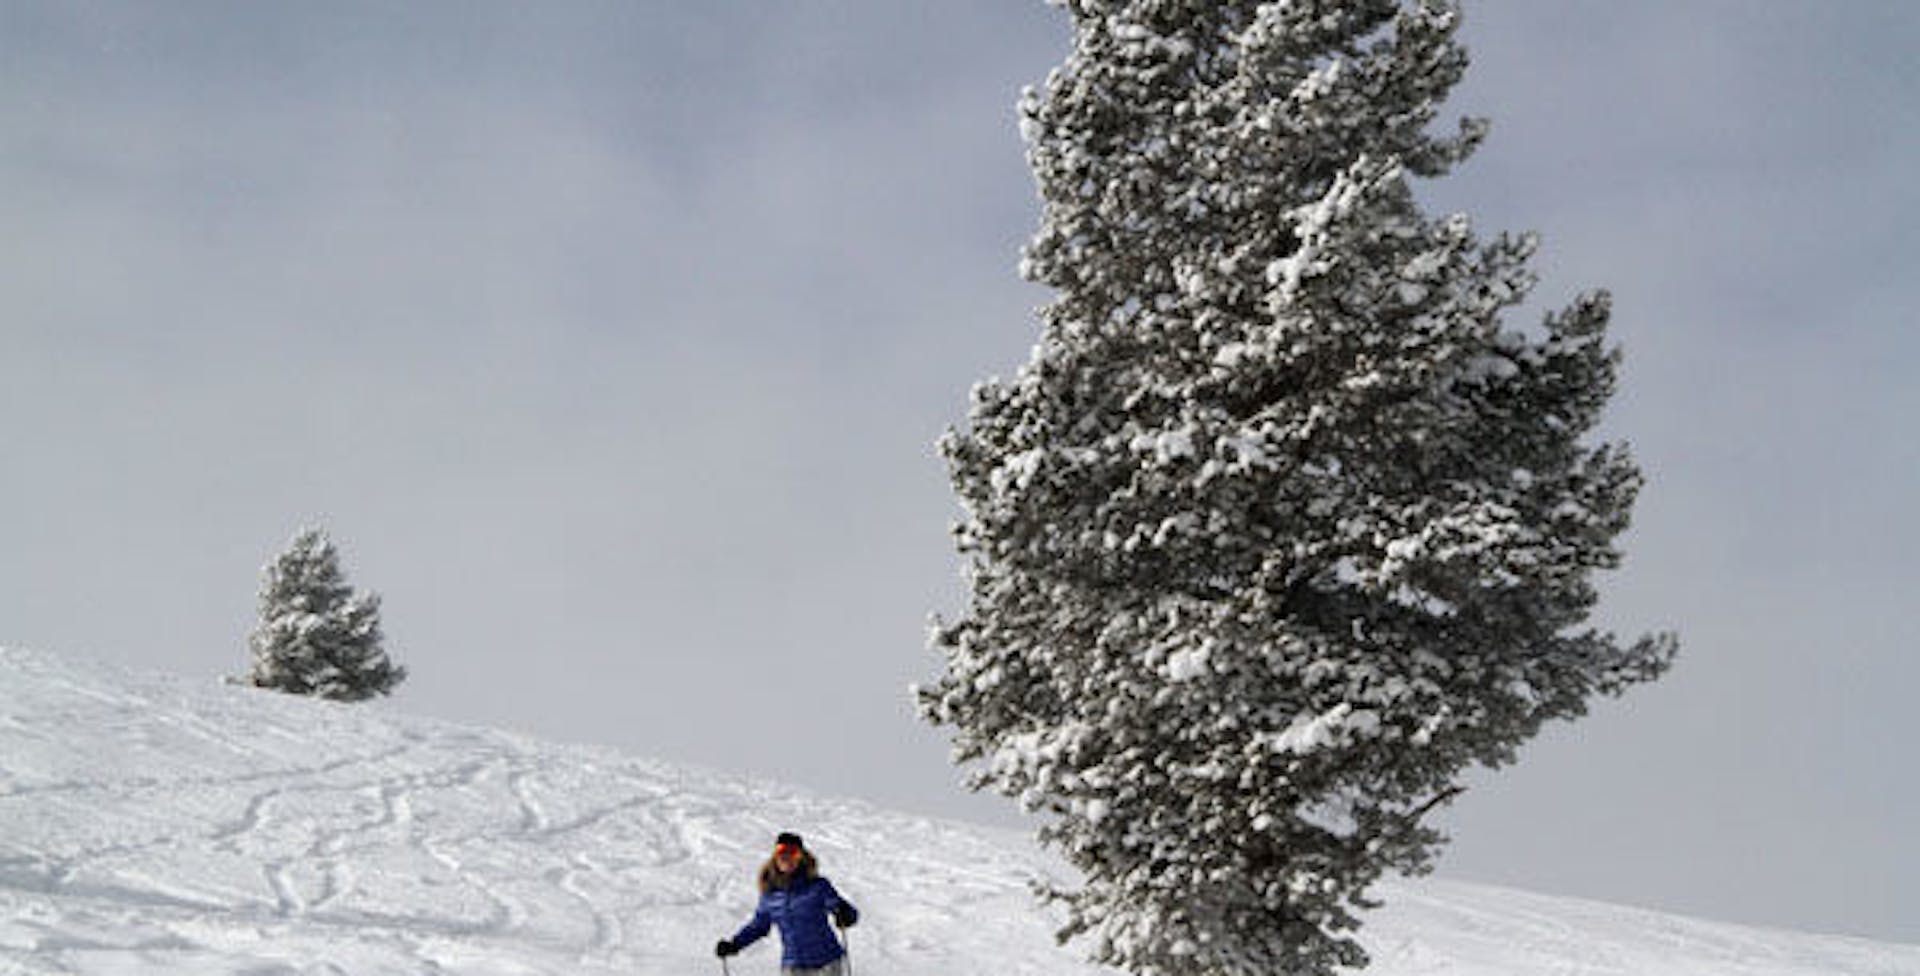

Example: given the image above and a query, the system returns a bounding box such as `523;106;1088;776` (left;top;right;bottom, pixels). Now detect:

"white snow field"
1;646;1914;976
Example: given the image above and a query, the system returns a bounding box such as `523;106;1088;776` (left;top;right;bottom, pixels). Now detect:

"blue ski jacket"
730;871;858;970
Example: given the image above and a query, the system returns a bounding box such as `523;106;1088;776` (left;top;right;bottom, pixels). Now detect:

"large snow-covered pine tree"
243;527;405;703
920;3;1676;975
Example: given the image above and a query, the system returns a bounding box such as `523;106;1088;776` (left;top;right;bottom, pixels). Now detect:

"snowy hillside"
1;647;1914;976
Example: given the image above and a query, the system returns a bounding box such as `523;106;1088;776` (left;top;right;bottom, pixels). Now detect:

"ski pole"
838;921;853;976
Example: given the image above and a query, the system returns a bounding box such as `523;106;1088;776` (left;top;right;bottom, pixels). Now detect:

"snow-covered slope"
1;647;1913;976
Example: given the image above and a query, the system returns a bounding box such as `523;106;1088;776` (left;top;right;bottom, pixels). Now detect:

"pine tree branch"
1405;785;1465;825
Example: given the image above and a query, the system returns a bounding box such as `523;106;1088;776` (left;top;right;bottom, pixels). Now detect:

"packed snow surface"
1;646;1914;975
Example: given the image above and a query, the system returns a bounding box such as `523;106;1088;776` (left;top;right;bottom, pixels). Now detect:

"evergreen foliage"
243;527;405;703
920;2;1676;974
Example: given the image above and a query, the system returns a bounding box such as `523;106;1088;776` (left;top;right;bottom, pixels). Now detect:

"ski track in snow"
1;646;1916;976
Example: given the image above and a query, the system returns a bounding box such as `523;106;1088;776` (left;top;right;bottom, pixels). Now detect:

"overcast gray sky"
4;0;1915;945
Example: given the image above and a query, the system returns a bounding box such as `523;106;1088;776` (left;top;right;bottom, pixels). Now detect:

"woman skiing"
716;831;859;974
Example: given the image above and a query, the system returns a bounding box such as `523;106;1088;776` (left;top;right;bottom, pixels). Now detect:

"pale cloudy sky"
3;1;1915;944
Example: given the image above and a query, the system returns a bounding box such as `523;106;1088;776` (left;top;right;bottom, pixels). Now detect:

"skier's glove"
716;939;740;958
832;905;858;929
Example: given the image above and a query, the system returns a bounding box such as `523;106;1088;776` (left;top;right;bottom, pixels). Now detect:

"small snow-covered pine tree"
920;3;1675;975
243;527;405;702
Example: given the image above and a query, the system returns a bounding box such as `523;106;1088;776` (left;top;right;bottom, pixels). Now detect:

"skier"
716;831;859;975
